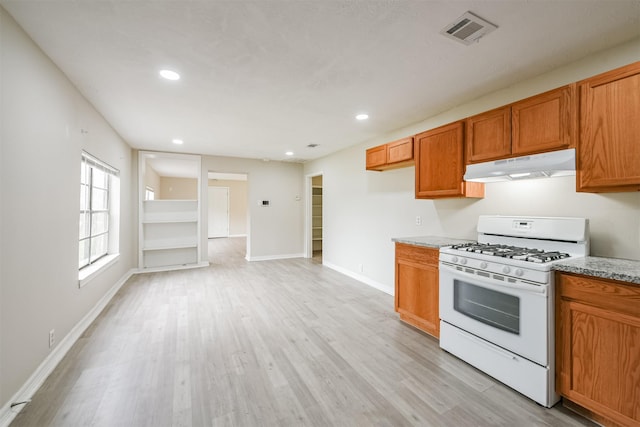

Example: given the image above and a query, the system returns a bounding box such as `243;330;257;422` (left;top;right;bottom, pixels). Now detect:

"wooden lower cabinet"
556;272;640;426
394;243;439;338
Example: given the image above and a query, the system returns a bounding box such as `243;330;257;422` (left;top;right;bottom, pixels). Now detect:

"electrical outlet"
49;329;55;348
416;216;422;226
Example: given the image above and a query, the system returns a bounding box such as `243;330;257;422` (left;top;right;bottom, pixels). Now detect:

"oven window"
453;279;520;334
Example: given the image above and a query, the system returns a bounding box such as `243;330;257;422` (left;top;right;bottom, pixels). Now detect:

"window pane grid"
79;152;117;271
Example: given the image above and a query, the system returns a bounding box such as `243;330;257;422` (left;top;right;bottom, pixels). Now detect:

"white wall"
159;176;198;200
304;38;640;294
0;6;134;410
202;156;303;260
143;162;160;196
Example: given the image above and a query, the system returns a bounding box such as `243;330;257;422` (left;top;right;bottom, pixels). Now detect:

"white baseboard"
0;268;136;427
323;261;394;295
136;261;210;274
246;253;304;262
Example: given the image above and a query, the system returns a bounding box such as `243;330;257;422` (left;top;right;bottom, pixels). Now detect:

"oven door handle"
439;262;547;295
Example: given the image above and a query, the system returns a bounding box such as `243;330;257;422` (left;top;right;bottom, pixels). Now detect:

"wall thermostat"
259;200;270;207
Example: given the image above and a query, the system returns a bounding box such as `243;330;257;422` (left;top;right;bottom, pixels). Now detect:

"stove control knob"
459;258;467;265
515;268;524;277
480;262;488;269
503;266;511;274
451;256;459;263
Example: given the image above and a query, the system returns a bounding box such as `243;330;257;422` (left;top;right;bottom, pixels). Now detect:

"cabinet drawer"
395;243;439;266
556;272;640;318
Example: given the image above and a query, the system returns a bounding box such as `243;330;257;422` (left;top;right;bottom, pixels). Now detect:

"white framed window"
79;152;120;282
145;186;155;201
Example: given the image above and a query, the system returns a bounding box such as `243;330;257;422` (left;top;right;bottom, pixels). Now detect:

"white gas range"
438;215;589;407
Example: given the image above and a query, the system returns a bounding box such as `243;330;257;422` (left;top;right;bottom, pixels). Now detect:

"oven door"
439;262;549;366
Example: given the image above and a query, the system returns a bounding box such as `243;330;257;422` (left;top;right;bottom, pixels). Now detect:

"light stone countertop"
391;236;475;249
553;256;640;286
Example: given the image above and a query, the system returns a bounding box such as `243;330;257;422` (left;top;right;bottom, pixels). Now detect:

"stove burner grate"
448;243;571;263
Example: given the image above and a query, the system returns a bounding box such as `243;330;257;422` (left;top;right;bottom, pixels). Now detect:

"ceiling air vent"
441;11;497;45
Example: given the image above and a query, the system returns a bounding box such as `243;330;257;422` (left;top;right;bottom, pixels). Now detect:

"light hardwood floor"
11;237;594;426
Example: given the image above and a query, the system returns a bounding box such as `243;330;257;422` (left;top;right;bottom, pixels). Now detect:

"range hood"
464;148;576;182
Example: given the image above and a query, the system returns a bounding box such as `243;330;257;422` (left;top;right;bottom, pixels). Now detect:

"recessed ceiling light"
172;139;184;145
356;113;369;121
159;69;180;80
285;151;294;156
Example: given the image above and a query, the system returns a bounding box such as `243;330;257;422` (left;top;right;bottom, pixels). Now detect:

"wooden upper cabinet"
577;61;640;192
512;84;576;155
366;137;414;171
366;145;387;170
466;106;511;163
466;85;576;164
415;121;484;199
387;137;413;165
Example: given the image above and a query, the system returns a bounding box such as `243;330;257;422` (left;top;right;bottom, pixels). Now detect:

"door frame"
206;171;250;260
304;171;323;259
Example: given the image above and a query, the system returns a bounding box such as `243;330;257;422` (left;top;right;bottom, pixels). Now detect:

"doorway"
207;172;249;262
208;187;229;238
305;173;323;261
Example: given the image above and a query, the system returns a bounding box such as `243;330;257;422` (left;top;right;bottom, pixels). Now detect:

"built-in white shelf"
143;247;198;269
143;238;198;251
142;217;198;224
143;200;198;223
138;153;202;270
141;204;199;267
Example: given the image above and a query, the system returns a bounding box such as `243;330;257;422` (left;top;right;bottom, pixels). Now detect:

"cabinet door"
387;137;414;165
512;84;575;155
415;122;467;198
556;273;640;426
466;106;511;163
395;244;439;337
577;62;640;192
366;145;387;170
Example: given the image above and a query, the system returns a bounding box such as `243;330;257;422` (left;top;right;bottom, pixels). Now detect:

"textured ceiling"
2;1;640;163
